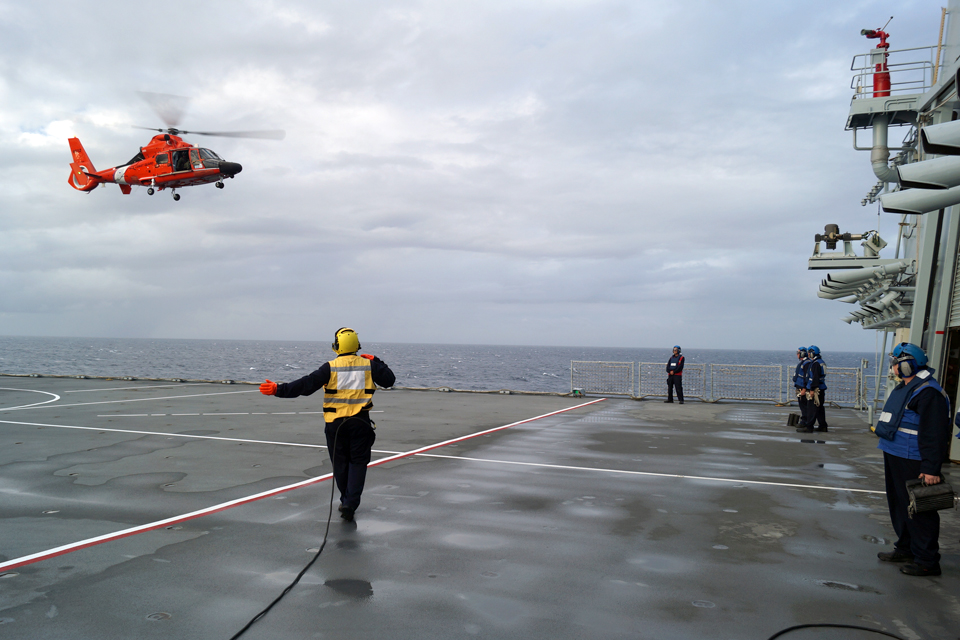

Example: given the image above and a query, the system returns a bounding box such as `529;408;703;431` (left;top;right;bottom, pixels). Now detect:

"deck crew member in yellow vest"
259;328;396;521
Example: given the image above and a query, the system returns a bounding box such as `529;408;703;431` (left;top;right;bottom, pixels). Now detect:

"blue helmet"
807;345;821;357
797;346;808;354
892;342;927;366
891;342;927;377
673;345;681;352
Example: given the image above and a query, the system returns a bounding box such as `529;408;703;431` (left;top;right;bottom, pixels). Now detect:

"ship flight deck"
0;377;958;639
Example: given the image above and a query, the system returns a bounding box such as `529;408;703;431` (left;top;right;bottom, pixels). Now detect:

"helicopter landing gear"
215;181;224;189
171;190;180;201
147;188;155;195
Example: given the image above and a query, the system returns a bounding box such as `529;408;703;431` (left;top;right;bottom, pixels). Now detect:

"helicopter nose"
219;162;242;177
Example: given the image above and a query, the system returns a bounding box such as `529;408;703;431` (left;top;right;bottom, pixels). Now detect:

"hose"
228;415;364;639
768;623;906;640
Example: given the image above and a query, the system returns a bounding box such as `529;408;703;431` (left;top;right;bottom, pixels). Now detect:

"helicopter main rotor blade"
131;125;284;140
178;129;286;140
138;91;190;129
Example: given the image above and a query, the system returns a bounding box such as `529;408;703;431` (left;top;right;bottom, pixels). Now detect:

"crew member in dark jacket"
872;343;951;577
797;345;828;433
259;328;395;521
793;347;809;425
665;345;684;404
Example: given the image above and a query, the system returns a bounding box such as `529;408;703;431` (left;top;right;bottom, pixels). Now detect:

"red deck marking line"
0;398;603;572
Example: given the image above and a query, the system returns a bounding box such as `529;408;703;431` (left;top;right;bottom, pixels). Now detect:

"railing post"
778;366;783;404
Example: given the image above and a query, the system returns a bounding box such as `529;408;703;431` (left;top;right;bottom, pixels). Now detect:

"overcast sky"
0;1;943;351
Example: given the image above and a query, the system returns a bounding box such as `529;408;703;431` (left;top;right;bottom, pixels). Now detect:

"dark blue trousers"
883;452;941;567
667;376;683;402
324;412;376;511
800;389;826;428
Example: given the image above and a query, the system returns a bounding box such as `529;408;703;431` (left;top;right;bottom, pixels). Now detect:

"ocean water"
0;336;879;394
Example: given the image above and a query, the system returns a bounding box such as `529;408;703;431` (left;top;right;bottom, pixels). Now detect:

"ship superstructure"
812;3;960;459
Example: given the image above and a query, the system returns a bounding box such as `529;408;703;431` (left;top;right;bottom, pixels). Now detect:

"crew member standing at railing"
809;346;829;431
798;345;828;433
793;347;810;422
665;346;684;404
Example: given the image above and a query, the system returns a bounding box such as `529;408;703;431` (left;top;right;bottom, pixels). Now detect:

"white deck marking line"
0;389;256;411
0;417;404;455
96;411;348;417
0;419;328;449
0;388;61;411
0;398;604;571
2;411;877;495
414;453;886;495
65;383;210;393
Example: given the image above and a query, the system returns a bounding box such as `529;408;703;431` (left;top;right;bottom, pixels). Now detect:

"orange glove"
260;379;278;395
360;354;374;360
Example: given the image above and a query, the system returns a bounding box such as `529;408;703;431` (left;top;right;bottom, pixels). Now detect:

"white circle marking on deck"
0;388;61;411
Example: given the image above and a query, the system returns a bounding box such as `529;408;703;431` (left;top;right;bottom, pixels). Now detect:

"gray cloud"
0;0;937;350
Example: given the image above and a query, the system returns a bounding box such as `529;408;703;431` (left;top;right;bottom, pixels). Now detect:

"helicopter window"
123;150;145;166
172;150;190;172
198;148;221;168
189;149;203;169
155;153;168;165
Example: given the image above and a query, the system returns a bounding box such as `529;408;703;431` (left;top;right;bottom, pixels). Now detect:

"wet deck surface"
1;378;959;639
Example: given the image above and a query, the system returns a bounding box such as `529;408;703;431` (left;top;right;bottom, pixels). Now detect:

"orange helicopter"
67;92;284;201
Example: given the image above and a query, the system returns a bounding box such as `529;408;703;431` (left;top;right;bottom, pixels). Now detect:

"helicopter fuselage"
68;133;242;198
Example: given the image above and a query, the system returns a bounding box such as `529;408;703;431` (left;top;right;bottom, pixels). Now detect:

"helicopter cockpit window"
172;150;190;172
199;148;222;168
122;150;145;166
155;153;168;166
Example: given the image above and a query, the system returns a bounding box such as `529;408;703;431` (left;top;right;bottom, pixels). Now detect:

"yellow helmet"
332;327;360;354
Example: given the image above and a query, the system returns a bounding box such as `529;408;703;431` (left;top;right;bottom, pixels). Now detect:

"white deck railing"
571;362;864;407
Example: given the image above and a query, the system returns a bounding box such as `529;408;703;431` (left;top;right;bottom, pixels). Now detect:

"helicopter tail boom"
67;137;102;192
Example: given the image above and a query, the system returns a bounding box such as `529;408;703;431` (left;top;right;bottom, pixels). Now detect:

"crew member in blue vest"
873;343;951;577
793;347;809;425
797;345;828;433
665;346;684;404
259;328;396;521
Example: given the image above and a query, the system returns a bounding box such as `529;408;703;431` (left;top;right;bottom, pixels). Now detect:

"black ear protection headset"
332;327;361;353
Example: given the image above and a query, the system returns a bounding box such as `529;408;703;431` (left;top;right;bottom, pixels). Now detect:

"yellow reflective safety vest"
323;354;376;423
